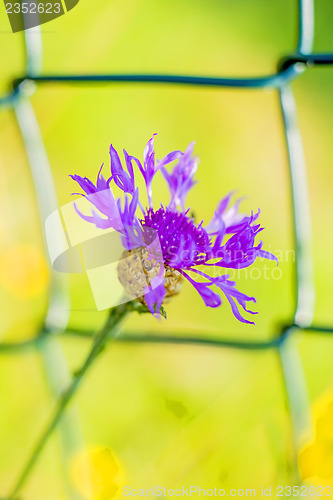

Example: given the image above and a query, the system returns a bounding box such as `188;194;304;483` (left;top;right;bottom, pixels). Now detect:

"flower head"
71;136;277;322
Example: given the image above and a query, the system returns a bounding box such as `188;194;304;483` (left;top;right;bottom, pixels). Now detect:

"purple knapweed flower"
71;135;277;323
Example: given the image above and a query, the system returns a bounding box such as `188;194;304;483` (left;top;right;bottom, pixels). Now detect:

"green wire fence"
1;0;333;498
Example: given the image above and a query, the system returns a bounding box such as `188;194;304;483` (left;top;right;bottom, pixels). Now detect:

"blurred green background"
1;0;333;498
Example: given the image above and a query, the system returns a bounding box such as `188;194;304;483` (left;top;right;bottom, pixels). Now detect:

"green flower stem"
9;301;135;500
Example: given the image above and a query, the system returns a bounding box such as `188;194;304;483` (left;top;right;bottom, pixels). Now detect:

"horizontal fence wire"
1;0;333;498
0;324;333;355
10;54;333;89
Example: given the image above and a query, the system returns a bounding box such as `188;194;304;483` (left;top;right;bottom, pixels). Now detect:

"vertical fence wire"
10;17;84;500
275;0;316;475
13;50;85;500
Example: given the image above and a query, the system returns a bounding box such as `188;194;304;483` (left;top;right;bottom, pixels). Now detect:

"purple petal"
123;149;134;180
116;191;143;249
161;142;198;211
69;175;99;198
225;295;256;325
73;203;115;230
188;268;257;323
180;270;221;308
96;164;110;191
144;134;156;161
138;135;158;207
70;169;118;218
144;279;166;317
157;150;183;170
143;259;166;317
215;192;235;218
109;144;135;194
257;249;279;264
206;192;249;234
209;210;275;269
214;277;257;324
212;222;226;252
117;190;139;227
205;191;235;233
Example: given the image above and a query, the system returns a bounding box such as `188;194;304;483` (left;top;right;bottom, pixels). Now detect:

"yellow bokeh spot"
299;440;333;480
315;399;333;441
299;390;333;481
0;244;49;298
70;446;122;500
